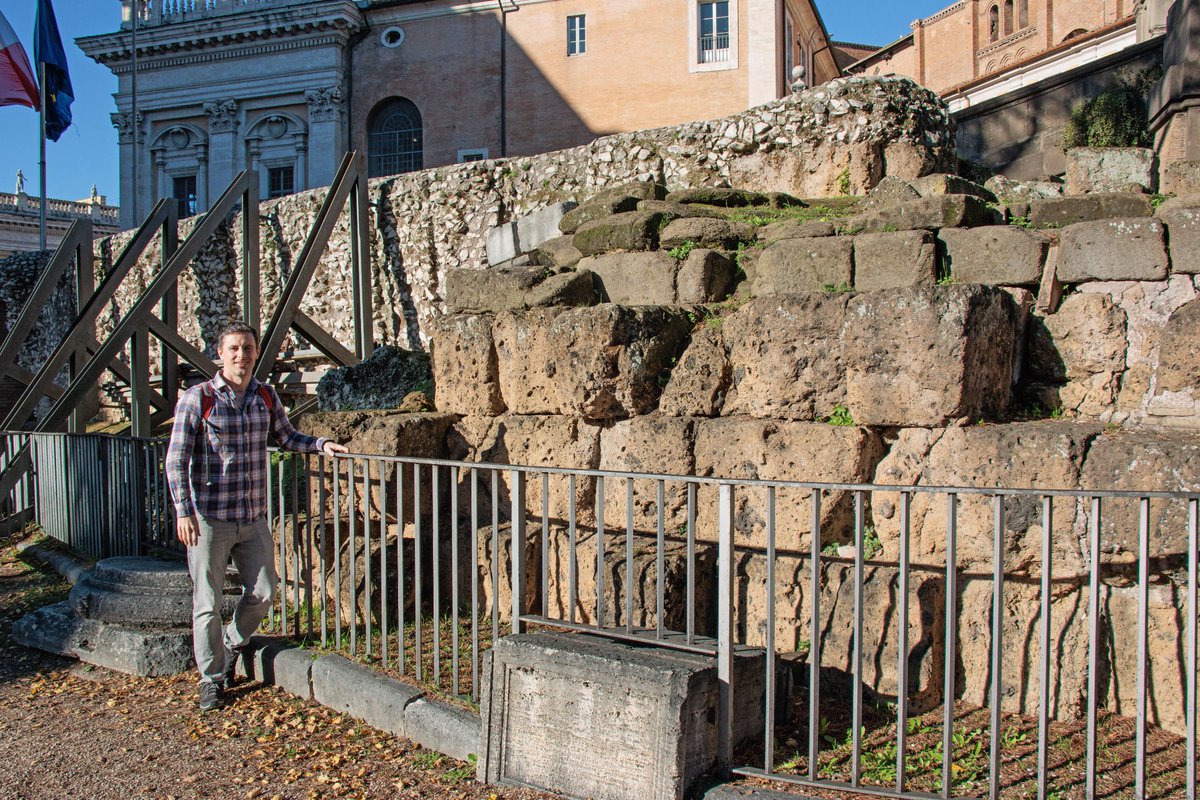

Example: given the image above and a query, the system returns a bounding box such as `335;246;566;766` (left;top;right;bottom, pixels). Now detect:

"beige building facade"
79;0;840;229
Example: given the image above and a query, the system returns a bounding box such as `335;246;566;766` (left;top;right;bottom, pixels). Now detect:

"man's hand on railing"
177;515;200;547
322;441;348;457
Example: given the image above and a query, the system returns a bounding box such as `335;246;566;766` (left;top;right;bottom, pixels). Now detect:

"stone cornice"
103;35;347;75
77;1;365;66
976;25;1038;58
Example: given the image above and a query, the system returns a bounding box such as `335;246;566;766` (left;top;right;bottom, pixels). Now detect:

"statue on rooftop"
15;169;26;195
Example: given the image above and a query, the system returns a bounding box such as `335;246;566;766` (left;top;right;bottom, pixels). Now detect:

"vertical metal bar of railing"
1086;496;1101;800
397;462;406;672
1188;496;1198;800
333;458;342;647
433;465;441;682
380;461;389;668
470;467;479;699
364;460;373;659
764;485;777;775
1038;496;1053;800
851;490;864;788
686;482;696;646
625;477;634;634
716;482;735;771
511;469;526;636
265;449;276;629
596;475;606;628
304;458;313;640
541;472;549;619
414;463;423;681
568;475;577;626
291;454;300;639
452;466;461;696
989;494;1005;800
1135;497;1150;800
896;490;912;795
808;489;822;783
348;459;357;655
656;480;665;640
277;455;288;633
489;469;498;647
942;492;958;800
318;455;327;648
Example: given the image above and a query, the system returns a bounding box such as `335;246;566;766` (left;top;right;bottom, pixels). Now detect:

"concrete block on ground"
1065;147;1157;195
311;653;424;739
405;697;480;762
750;236;853;294
1056;218;1169;283
479;632;764;800
12;601;192;676
1156;196;1200;274
940;225;1049;285
852;229;937;290
242;637;314;699
486;221;519;266
516;202;578;253
1028;192;1152;227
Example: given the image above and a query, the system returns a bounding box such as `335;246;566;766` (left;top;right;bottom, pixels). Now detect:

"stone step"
69;556;241;628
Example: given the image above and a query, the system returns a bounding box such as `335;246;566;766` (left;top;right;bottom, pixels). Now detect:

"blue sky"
0;0;950;206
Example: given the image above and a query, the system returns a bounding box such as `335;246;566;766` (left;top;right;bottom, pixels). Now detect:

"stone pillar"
204;98;240;202
306;87;344;189
293;133;308;191
1148;0;1200;162
111;110;144;230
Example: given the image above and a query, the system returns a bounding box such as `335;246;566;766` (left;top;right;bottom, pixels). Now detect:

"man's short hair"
217;321;259;349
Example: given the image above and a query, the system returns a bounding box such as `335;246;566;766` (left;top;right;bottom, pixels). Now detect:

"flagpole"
38;61;46;251
131;1;138;223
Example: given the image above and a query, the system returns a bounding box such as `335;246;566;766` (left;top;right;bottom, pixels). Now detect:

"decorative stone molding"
111;111;145;145
977;25;1037;58
306;87;344;123
204;98;240;133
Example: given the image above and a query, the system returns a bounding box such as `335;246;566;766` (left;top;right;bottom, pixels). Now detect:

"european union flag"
34;0;73;141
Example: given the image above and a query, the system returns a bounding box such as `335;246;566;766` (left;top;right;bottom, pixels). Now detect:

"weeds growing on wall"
1061;67;1161;149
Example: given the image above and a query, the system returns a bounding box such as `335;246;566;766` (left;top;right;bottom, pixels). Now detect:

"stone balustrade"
122;0;295;27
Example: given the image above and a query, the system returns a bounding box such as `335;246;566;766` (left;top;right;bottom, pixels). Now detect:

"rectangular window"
567;14;586;56
268;165;295;199
698;1;730;64
457;148;490;163
172;174;197;218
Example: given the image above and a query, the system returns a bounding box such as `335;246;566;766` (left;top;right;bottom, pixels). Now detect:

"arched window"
368;97;423;177
989;5;1000;41
1002;0;1013;35
1018;0;1028;29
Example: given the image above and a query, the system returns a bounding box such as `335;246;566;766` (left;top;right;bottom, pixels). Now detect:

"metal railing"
699;33;731;63
11;433;1198;799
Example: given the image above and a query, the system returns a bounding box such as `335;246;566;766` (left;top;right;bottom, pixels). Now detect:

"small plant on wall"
1061;67;1161;149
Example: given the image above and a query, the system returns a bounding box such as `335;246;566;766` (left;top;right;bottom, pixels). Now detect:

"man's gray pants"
187;515;277;685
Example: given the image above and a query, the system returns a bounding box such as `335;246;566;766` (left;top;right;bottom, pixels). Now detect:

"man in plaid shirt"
166;322;346;711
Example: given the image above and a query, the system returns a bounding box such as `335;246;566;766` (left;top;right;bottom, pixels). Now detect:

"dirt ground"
0;532;557;800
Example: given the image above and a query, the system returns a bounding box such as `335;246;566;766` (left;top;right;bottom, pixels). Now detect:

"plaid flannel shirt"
165;373;327;522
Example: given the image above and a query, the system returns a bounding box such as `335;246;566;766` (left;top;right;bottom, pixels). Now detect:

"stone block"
598;415;696;532
12;602;192;677
560;182;663;234
1056;218;1169;283
446;265;591;314
660;218;754;250
583;251;678;305
659;327;729;418
311;653;423;739
574;210;673;256
242;637;314;699
486;221;519;266
870;423;1103;573
842;285;1017;426
985;175;1063;202
852;229;937;291
316;345;433;412
940;226;1049;286
693;418;882;550
68;556;239;628
1160;161;1200;196
860;175;920;209
479;632;764;800
1026;293;1126;416
665;187;770;207
750;236;854;295
638;199;726;219
430;314;504;417
526;270;596;308
849;194;999;233
517;202;578;253
1064;147;1157;195
677;249;736;303
528;235;583;270
1078;430;1200;564
404;697;480;762
1028;192;1152;227
911;173;996;201
720;294;850;420
1156;196;1200;274
1156;298;1200;392
757;219;837;243
493;306;692;420
475;521;545;623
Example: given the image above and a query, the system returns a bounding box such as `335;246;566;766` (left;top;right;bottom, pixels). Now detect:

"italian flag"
0;10;39;110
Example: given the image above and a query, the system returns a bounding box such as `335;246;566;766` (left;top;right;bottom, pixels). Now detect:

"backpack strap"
199;382;216;422
255;383;274;412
